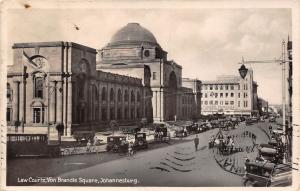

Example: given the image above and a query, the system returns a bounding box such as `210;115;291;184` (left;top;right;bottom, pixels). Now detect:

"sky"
4;8;292;104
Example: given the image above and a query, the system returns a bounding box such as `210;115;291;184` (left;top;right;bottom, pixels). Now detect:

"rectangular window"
33;108;44;123
215;101;218;105
6;108;12;122
215;93;218;98
238;93;240;98
225;101;229;105
215;85;218;90
220;101;223;105
230;101;234;105
220;85;223;90
230;85;234;90
231;93;234;97
238;85;240;90
220;93;223;98
205;93;207;98
102;108;107;120
209;100;213;105
210;85;213;90
205;101;208;105
245;101;248;107
35;78;44;98
225;93;228;97
153;72;157;80
225;85;228;90
238;101;240;107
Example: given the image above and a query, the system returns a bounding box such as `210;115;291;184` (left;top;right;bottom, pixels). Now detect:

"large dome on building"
109;23;158;45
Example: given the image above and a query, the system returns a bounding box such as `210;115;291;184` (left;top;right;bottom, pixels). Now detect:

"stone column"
66;81;73;136
49;81;56;124
56;81;63;123
12;81;20;123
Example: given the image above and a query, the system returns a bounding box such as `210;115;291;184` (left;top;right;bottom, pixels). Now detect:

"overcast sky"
5;8;291;104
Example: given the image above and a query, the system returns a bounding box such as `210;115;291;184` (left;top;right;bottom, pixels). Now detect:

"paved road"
7;120;277;187
49;128;244;187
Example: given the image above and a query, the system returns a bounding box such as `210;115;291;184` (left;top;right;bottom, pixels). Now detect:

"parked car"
174;127;188;138
106;136;128;153
154;125;171;142
243;161;292;186
259;147;282;163
73;131;95;143
269;117;276;123
134;133;148;150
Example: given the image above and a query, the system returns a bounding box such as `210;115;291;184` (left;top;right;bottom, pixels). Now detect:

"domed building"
98;23;201;122
6;23;201;136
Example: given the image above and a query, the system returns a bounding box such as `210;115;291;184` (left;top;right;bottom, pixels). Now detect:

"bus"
7;134;60;158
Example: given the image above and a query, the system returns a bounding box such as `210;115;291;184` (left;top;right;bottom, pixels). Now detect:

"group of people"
209;131;237;154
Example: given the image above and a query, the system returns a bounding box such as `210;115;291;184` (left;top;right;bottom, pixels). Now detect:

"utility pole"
238;40;289;163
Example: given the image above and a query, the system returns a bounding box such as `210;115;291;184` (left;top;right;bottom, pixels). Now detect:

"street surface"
7;120;280;186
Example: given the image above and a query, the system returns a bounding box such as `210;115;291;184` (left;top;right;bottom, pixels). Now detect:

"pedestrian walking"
86;140;92;153
194;135;199;151
127;141;134;157
269;125;273;134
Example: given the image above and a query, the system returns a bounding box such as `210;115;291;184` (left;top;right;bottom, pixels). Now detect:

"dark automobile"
134;133;148;149
245;118;254;125
259;147;282;163
174;126;188;137
243;161;292;187
269;117;276;123
154;125;171;142
106;136;128;153
73;131;95;143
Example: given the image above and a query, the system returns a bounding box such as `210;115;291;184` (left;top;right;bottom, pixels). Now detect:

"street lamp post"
237;40;289;163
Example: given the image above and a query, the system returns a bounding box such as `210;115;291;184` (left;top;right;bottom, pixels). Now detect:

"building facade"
7;23;200;135
97;23;198;122
201;69;258;116
7;42;145;135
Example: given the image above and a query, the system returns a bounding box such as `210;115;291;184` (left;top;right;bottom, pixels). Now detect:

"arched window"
110;88;115;102
131;90;135;102
117;108;122;119
131;107;135;119
124;108;129;119
124;90;129;102
117;89;122;102
7;83;12;102
34;77;44;98
102;87;106;101
110;107;114;120
137;91;141;102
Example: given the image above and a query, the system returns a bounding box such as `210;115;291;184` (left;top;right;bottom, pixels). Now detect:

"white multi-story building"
201;69;258;116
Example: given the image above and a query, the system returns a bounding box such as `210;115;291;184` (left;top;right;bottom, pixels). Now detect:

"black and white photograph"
0;0;299;189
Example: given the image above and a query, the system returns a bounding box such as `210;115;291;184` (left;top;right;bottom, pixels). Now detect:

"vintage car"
73;131;95;143
174;129;188;137
133;133;148;149
154;125;171;142
106;136;128;153
243;161;292;187
269;116;276;123
259;147;282;163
